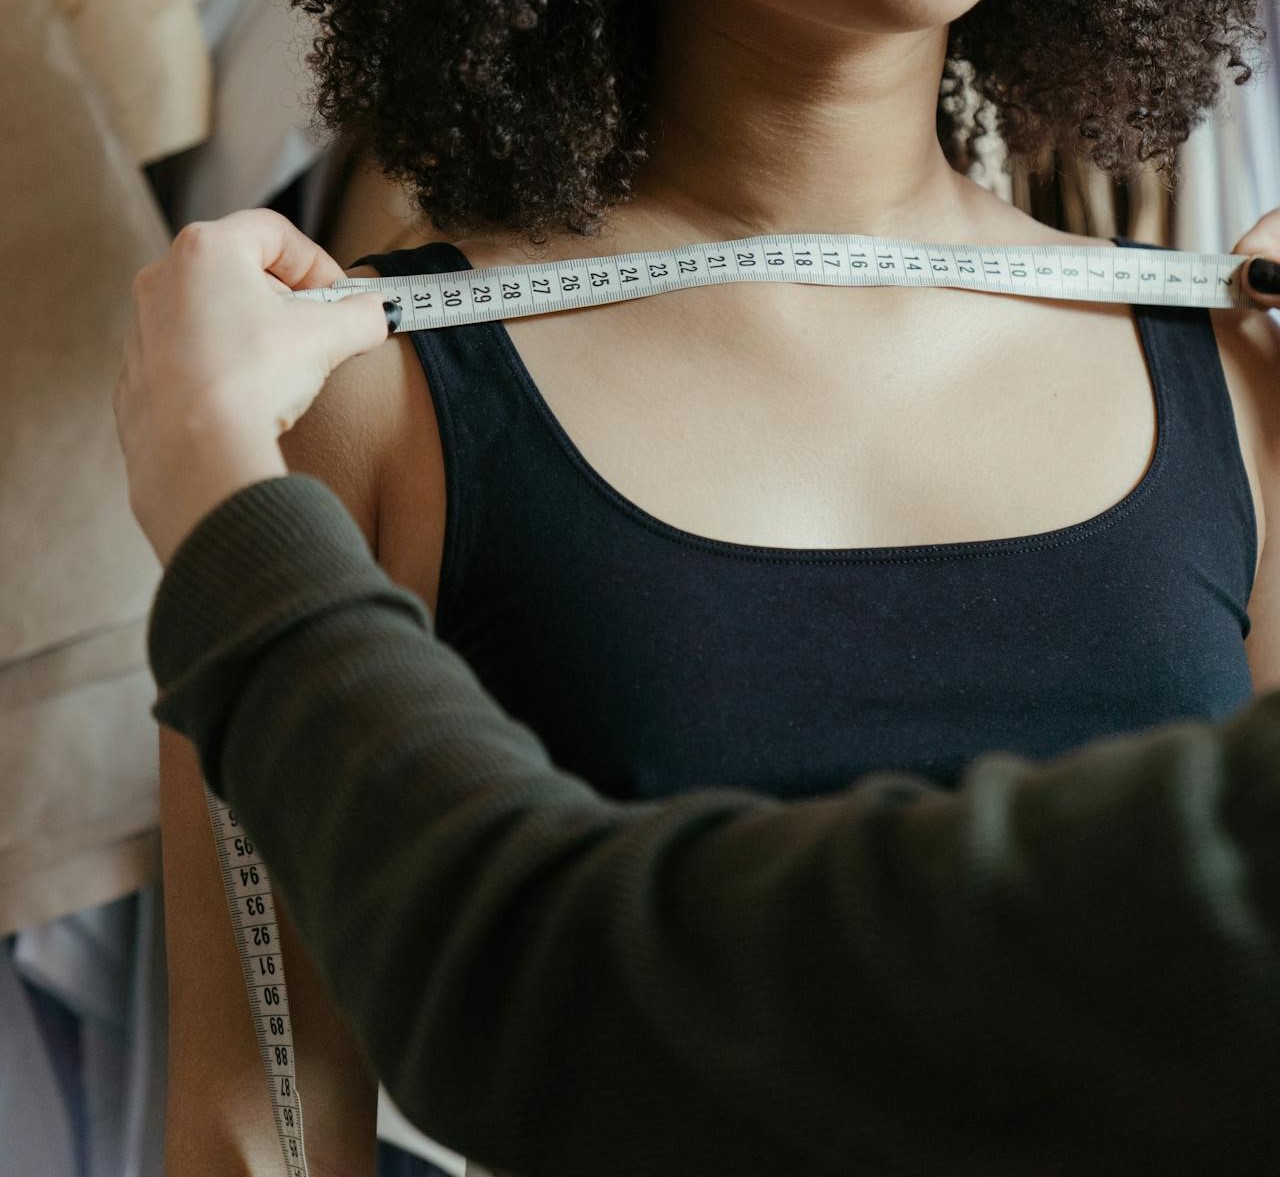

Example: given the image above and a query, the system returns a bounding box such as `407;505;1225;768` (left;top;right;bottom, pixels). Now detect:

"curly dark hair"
293;0;1266;243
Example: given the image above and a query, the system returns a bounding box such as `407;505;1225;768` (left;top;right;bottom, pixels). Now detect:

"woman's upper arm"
281;265;446;606
160;725;294;1176
1216;306;1280;690
278;265;402;549
160;264;426;1176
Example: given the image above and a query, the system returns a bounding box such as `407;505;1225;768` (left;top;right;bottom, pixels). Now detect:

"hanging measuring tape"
219;231;1252;1176
206;793;311;1175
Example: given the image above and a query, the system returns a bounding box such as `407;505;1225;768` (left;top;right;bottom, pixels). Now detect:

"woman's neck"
622;0;982;245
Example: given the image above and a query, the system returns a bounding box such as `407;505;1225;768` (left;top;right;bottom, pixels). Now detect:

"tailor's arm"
150;473;1280;1177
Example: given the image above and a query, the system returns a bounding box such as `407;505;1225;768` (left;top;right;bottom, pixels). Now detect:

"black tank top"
353;238;1257;795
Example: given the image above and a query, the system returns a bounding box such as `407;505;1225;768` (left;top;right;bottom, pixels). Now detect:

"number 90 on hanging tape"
292;233;1251;332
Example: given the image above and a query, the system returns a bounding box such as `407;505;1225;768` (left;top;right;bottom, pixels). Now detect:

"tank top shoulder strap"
1112;235;1257;604
348;240;531;439
347;240;517;437
348;240;563;620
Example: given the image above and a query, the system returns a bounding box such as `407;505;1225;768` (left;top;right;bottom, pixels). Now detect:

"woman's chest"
499;283;1167;551
377;266;1258;798
441;530;1254;797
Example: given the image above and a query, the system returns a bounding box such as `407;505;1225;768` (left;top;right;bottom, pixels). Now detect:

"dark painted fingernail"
1247;258;1280;296
383;300;403;332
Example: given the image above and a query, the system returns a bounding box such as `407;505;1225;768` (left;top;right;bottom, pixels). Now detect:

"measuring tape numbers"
206;792;310;1176
293;233;1251;327
224;232;1249;1174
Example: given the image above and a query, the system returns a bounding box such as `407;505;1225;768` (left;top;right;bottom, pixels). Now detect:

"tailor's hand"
114;208;396;566
1236;208;1280;308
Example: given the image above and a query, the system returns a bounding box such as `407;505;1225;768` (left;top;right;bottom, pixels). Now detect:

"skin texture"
116;1;1280;1174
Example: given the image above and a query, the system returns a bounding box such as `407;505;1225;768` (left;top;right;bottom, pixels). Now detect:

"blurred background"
1;0;1276;1173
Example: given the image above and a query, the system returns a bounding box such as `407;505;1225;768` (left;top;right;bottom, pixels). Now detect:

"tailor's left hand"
1236;208;1280;308
114;208;396;566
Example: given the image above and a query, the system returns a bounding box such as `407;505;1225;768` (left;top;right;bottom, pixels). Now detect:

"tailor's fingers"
1232;207;1280;260
1241;256;1280;306
189;208;347;291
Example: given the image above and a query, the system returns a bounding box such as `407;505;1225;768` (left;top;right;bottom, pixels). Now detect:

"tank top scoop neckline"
351;234;1257;796
356;236;1256;570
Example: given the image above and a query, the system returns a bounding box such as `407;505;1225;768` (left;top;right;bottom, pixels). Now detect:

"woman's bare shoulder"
1212;298;1280;540
1211;298;1280;451
1214;299;1280;685
279;263;439;573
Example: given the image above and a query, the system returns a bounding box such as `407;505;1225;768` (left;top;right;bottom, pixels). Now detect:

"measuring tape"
206;792;310;1176
292;233;1252;327
229;232;1252;1175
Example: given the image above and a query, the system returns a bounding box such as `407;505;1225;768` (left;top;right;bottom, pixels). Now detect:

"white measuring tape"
205;793;311;1175
292;233;1252;326
225;232;1253;1175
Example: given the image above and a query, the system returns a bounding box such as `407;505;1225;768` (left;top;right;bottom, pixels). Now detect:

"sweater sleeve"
148;474;1280;1177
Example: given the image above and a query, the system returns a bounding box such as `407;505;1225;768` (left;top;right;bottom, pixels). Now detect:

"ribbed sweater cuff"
146;475;430;790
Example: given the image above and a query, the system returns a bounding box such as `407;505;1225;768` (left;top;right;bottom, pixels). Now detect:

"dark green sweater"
149;474;1280;1177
